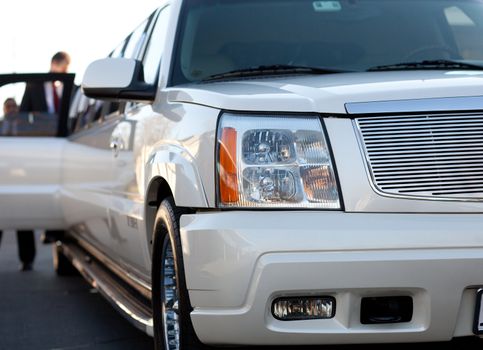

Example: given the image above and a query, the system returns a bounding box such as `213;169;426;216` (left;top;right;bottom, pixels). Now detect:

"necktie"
52;82;60;113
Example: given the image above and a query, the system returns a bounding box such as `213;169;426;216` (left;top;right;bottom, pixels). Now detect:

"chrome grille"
355;113;483;201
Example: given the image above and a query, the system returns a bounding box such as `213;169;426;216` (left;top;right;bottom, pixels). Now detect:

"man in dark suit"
20;51;71;113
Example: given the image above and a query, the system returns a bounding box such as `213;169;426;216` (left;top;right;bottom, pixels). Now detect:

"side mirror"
82;58;156;102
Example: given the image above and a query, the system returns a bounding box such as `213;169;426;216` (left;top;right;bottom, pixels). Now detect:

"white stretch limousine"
1;0;483;349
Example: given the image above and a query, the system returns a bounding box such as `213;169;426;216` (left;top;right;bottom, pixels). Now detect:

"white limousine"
1;0;483;349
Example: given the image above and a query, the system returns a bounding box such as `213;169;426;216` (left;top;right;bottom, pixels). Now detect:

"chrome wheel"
162;238;180;350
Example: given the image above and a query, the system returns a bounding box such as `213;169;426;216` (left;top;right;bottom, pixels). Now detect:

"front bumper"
180;211;483;345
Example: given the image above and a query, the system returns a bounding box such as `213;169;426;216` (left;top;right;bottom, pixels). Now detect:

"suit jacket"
20;83;48;112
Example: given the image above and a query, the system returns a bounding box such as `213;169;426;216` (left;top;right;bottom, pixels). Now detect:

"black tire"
152;197;204;350
52;243;78;276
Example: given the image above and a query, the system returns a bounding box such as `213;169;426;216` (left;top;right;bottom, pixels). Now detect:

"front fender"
145;143;209;208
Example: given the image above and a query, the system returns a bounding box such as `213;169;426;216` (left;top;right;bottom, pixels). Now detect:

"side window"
69;87;122;134
70;92;107;133
123;18;149;59
143;6;171;85
0;79;72;137
68;90;86;132
110;38;128;58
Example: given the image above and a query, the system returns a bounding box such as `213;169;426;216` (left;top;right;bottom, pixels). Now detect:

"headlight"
217;113;340;209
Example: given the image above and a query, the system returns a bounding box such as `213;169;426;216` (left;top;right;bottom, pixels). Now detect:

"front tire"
152;197;203;350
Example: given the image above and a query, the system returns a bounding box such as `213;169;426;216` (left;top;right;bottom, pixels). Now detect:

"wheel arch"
145;176;173;253
144;146;209;254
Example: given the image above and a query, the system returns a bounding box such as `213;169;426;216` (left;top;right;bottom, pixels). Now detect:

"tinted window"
172;0;483;85
70;90;108;133
110;38;127;58
123;18;149;59
143;6;171;85
445;5;483;60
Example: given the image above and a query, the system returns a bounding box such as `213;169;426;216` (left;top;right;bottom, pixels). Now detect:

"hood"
166;70;483;114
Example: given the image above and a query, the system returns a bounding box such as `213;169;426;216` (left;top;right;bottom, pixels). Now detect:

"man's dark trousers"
0;230;36;263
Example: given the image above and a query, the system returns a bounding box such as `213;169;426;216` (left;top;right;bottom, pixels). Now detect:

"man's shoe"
20;262;33;271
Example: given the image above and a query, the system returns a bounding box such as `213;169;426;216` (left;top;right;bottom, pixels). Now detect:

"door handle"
110;139;121;157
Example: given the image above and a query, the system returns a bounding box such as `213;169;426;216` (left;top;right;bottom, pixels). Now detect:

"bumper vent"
355;113;483;201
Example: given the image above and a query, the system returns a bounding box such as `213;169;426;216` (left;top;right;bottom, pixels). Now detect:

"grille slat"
364;131;483;140
356;113;483;200
359;122;483;132
382;180;483;190
373;163;483;170
362;126;483;136
372;156;483;165
358;114;483;122
366;141;483;150
371;152;483;161
373;168;483;176
378;175;483;185
365;136;483;145
366;146;483;156
376;172;483;180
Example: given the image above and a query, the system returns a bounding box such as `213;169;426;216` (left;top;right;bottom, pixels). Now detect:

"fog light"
272;296;335;321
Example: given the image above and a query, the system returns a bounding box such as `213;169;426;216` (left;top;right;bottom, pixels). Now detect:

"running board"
61;242;154;336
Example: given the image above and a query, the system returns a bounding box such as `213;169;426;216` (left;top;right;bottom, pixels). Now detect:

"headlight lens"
217;113;340;209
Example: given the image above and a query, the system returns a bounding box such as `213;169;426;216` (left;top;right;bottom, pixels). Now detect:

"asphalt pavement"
0;231;482;350
0;231;153;350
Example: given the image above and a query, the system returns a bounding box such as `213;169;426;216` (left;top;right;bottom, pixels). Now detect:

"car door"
0;73;74;230
60;89;125;261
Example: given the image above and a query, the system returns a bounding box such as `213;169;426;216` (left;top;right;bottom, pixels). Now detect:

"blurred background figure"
20;51;71;113
0;230;36;271
1;97;19;136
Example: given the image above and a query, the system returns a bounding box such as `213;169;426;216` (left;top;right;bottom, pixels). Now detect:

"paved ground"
0;231;153;350
0;231;482;350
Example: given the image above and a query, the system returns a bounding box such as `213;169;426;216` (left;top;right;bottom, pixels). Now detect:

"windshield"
170;0;483;85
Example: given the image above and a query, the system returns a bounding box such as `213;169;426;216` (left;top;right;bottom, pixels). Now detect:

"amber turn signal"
219;127;239;203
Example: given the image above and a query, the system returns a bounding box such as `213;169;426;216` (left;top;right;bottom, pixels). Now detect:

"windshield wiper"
201;64;351;82
368;59;483;72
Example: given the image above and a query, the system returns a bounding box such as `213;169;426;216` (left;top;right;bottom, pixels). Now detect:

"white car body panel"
166;71;483;114
146;97;219;207
0;137;66;229
60;119;120;260
181;211;483;344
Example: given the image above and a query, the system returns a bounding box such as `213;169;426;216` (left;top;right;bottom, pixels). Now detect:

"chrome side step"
76;236;152;300
61;242;154;336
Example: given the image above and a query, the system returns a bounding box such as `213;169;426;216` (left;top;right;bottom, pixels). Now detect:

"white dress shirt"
43;82;64;114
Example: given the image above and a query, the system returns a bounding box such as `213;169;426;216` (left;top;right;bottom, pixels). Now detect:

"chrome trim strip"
352;118;483;203
346;96;483;115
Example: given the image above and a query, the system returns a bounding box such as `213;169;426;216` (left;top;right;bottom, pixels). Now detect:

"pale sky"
0;0;162;83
